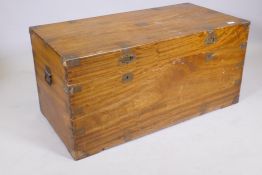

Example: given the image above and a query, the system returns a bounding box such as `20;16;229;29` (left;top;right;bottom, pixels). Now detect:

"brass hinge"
205;30;217;45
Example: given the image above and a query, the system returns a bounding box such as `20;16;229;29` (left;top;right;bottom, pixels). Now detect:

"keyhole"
122;72;133;83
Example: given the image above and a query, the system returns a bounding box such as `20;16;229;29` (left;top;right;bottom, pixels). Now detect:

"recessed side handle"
44;66;52;86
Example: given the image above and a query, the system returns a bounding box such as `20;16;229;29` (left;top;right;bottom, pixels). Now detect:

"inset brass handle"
44;66;52;86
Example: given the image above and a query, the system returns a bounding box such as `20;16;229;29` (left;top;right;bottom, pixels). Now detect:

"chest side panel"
64;24;249;158
30;31;74;154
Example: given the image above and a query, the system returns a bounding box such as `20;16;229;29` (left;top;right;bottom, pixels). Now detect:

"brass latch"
120;53;136;64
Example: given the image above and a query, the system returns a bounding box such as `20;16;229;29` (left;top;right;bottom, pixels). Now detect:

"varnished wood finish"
30;31;74;153
29;3;250;160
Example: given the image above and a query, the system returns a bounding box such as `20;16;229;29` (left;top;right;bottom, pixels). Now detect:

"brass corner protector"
70;107;84;117
63;59;81;67
64;85;82;95
62;55;81;68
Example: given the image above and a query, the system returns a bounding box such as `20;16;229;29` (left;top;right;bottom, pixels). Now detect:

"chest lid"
30;3;249;61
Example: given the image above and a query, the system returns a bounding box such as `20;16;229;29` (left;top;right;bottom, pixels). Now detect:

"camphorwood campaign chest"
29;3;250;160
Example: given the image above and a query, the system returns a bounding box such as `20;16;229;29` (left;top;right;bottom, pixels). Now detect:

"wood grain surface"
30;31;74;153
29;3;250;160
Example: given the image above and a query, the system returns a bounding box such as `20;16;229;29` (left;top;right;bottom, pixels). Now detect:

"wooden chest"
29;3;250;160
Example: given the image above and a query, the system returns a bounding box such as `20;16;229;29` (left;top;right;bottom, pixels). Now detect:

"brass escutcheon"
122;72;133;83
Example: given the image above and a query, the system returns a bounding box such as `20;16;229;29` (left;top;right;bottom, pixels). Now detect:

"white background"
0;0;262;175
